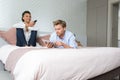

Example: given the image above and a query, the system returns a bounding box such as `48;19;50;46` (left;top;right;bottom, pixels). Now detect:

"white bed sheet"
0;45;120;80
0;45;19;64
0;45;45;64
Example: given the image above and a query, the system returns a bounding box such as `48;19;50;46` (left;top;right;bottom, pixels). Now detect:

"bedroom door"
111;3;119;47
87;0;108;47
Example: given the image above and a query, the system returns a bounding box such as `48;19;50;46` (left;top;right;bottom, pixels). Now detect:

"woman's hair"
53;20;66;28
21;11;31;22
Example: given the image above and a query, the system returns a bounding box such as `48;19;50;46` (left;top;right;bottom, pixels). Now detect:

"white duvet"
0;45;120;80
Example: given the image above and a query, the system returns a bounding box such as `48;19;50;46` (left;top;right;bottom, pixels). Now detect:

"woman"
13;11;37;47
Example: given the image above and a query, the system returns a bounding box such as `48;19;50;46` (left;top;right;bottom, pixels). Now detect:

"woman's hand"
25;21;35;31
25;21;35;27
28;21;35;27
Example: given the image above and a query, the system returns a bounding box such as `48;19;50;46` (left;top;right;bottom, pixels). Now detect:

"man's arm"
53;33;77;48
45;34;54;48
54;41;72;48
68;35;78;48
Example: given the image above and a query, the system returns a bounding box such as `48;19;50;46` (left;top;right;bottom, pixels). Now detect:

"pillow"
0;27;50;46
37;34;50;46
0;28;16;45
75;40;83;47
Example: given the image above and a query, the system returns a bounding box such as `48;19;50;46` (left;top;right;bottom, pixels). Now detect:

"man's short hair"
53;20;66;28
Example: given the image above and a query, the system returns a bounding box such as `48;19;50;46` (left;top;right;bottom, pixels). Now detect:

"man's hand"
54;41;63;46
46;42;54;48
54;41;73;48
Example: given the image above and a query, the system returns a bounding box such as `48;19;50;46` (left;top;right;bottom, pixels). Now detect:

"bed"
89;67;120;80
0;45;120;80
0;28;120;80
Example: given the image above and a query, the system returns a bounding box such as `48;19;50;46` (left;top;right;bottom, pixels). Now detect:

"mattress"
0;45;120;80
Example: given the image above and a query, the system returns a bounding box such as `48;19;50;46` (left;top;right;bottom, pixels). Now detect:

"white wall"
0;0;87;46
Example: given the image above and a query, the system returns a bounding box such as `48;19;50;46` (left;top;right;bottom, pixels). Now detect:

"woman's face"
23;13;31;23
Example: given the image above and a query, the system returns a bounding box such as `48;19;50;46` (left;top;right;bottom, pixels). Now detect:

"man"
47;20;77;48
13;11;37;47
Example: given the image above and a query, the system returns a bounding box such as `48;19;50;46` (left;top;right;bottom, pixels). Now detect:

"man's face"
54;24;66;37
23;13;31;23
